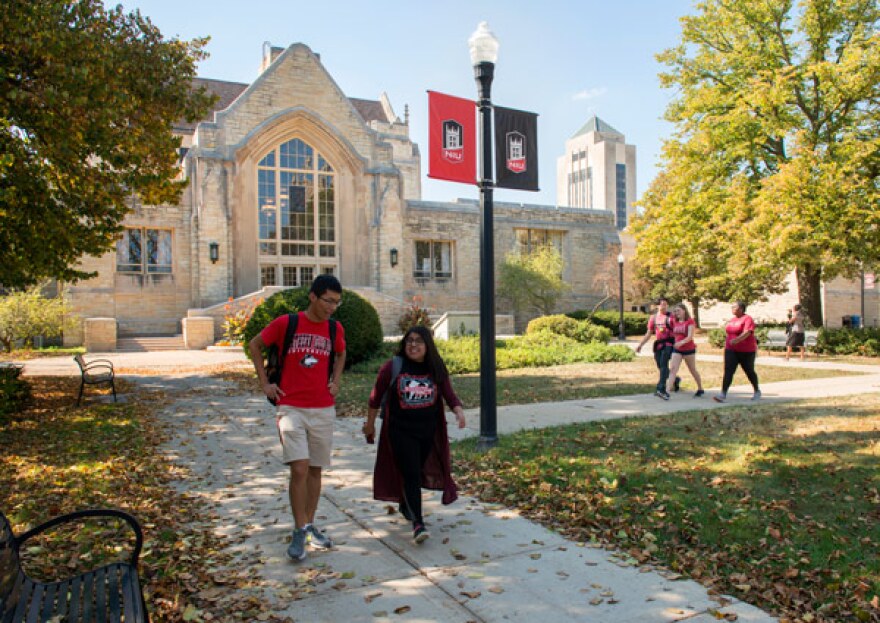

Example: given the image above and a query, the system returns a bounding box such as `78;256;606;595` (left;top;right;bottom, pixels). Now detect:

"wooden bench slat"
38;582;58;623
80;571;95;623
95;567;108;623
120;567;142;623
67;575;83;622
24;582;42;623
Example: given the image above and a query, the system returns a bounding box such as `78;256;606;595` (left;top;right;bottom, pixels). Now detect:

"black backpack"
265;313;338;405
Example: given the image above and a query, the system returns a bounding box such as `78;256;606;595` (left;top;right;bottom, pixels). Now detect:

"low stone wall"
183;317;215;350
84;318;117;352
432;312;516;340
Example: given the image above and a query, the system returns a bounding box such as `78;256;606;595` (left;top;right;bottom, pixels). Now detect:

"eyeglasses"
319;296;342;308
404;337;425;345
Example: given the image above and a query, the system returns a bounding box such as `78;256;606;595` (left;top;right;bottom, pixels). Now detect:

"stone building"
66;43;622;350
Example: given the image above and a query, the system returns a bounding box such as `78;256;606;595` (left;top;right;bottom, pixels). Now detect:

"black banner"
494;106;539;191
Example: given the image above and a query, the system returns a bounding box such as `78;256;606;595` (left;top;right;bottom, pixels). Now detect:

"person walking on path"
363;326;466;545
635;297;679;400
666;303;704;397
714;301;760;403
786;304;808;361
248;275;347;562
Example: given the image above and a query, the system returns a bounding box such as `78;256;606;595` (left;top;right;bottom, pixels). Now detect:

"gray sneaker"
713;394;726;403
288;528;307;562
751;390;762;401
305;524;333;549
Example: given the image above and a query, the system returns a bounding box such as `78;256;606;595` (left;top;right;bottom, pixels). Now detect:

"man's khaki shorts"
275;405;336;467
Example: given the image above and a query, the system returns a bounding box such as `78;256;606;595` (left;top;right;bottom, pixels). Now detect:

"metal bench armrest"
16;509;143;567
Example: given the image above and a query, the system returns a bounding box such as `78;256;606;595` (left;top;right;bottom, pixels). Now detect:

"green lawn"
325;357;859;418
454;394;880;622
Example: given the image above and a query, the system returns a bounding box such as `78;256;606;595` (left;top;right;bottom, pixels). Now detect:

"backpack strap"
378;355;404;418
279;313;298;370
327;320;338;381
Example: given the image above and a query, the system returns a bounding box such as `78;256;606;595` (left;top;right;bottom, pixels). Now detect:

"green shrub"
0;364;30;422
568;310;649;336
815;328;880;356
241;287;384;367
436;334;634;374
526;314;612;343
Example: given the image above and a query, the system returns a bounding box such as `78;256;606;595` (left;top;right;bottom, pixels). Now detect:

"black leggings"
388;421;435;525
721;349;759;394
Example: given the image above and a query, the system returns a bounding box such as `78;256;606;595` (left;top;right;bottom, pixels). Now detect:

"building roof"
349;97;392;124
571;116;622;138
173;78;390;133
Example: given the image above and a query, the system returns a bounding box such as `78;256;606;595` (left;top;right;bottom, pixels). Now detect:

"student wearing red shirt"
635;297;678;400
666;303;704;397
714;301;761;402
249;275;347;562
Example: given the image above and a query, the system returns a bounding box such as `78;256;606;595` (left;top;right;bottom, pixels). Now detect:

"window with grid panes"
257;138;336;283
116;228;173;275
514;229;564;255
413;241;453;282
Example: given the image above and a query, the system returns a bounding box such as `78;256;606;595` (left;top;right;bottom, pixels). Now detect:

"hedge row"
567;310;650;336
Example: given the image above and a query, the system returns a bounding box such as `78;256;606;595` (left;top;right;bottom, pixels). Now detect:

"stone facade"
64;42;622;346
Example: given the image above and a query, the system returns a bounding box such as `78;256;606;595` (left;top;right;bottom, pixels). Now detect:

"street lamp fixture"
209;242;220;264
469;21;499;450
617;253;626;341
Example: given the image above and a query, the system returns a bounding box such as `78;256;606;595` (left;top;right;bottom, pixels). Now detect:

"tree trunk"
690;297;701;328
796;264;823;327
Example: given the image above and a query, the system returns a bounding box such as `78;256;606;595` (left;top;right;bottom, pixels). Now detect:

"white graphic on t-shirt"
397;374;436;409
300;353;319;368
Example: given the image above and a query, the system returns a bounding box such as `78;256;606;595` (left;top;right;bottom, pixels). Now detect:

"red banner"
427;91;476;185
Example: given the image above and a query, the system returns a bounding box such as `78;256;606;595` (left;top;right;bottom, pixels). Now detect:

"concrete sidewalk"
147;362;877;623
22;350;880;621
158;374;783;623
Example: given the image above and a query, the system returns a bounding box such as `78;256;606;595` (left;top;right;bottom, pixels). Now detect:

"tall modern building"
556;116;636;230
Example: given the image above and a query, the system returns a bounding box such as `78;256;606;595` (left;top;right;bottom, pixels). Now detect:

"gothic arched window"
257;138;336;287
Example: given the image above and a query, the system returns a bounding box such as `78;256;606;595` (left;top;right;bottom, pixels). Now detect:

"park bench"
73;354;116;406
0;508;148;622
762;329;819;356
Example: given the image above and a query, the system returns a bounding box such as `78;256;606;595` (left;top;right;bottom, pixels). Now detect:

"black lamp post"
469;22;500;450
617;253;626;341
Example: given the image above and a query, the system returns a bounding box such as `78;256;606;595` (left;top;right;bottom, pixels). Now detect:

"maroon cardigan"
367;359;462;505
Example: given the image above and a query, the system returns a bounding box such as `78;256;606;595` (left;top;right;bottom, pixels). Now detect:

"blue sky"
112;0;696;206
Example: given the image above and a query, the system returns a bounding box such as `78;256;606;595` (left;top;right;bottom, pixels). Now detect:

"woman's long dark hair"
396;325;449;384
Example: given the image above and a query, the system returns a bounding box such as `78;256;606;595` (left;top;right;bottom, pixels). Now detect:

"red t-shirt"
648;312;675;342
260;312;346;408
725;314;757;352
672;317;696;351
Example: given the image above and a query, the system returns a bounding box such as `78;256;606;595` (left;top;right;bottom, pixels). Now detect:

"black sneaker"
413;523;430;544
655;390;670;401
694;389;705;398
673;377;681;392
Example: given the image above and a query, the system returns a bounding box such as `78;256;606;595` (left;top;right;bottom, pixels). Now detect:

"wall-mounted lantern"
209;242;219;264
390;247;399;267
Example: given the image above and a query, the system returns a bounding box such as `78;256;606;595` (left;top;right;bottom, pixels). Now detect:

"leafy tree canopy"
498;245;569;316
637;0;880;325
0;0;215;288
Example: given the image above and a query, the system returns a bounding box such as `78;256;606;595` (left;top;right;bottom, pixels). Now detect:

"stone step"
116;335;186;352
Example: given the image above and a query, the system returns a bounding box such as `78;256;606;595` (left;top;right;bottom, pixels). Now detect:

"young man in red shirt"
249;275;346;562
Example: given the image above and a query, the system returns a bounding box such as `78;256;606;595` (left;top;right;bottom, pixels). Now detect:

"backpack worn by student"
652;312;676;352
264;313;338;405
378;355;404;418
